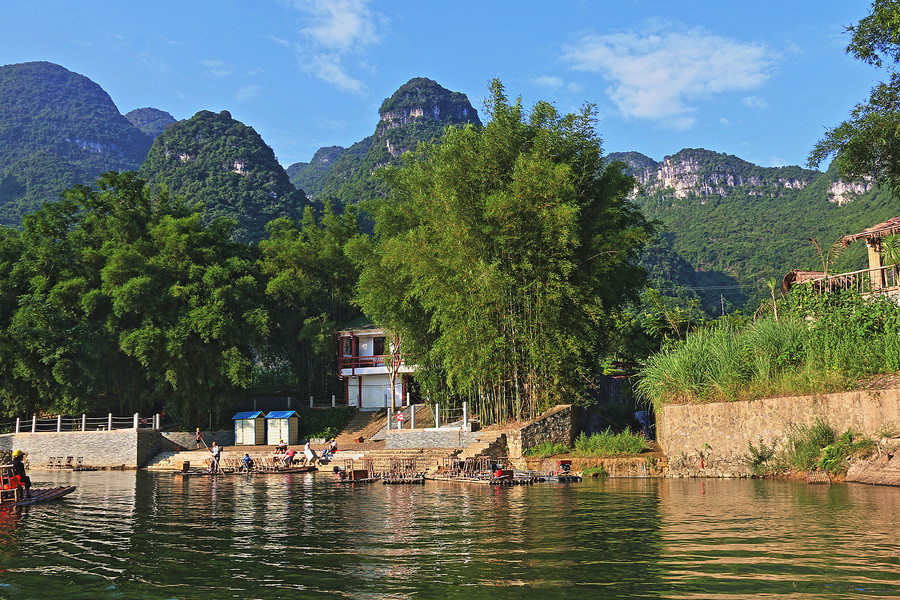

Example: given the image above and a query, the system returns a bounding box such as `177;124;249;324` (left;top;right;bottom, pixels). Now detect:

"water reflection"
0;471;896;598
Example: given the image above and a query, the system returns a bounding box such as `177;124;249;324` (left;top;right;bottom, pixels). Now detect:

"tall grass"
639;288;900;408
573;428;649;456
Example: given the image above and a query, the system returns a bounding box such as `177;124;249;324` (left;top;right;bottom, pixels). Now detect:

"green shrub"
582;465;608;478
819;430;876;475
297;407;356;440
744;437;780;476
573;428;648;457
524;441;569;458
786;419;836;471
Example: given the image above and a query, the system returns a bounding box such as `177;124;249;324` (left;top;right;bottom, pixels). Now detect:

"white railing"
802;265;900;295
14;413;162;434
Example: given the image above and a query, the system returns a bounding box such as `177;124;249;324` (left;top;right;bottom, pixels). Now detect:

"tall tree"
256;203;362;399
809;0;900;192
351;81;652;423
0;172;266;424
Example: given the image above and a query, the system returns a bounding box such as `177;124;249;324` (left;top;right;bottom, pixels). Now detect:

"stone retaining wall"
658;388;900;478
385;428;482;449
5;429;235;469
506;404;577;459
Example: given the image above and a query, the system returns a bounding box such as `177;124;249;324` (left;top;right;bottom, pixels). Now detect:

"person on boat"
321;438;337;461
303;440;317;465
208;442;221;473
275;439;287;454
11;450;31;499
196;428;204;449
281;448;297;468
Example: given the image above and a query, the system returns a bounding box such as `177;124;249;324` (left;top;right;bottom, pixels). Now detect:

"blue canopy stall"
232;411;266;445
266;411;300;446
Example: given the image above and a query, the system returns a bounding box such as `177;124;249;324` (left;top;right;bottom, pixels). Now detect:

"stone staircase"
456;431;508;461
335;410;388;445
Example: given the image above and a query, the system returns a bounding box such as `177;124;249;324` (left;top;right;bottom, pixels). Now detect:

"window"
373;337;385;356
342;337;353;356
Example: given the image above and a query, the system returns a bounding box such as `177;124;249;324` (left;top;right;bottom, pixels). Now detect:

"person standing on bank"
196;428;204;449
12;450;31;499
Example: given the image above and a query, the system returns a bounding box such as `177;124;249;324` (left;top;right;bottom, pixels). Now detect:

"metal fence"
11;413;162;434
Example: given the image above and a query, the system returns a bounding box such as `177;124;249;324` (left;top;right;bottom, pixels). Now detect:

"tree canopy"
350;81;652;423
0;171;266;425
809;0;900;193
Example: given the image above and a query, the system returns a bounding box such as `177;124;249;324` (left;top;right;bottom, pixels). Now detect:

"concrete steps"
335;410;387;445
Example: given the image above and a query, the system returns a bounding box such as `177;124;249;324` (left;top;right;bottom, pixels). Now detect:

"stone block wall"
160;430;234;451
506;404;577;459
385;428;483;449
658;388;900;477
6;429;236;469
12;430;143;468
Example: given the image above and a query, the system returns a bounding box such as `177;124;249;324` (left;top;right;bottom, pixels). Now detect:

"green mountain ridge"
139;109;308;243
609;148;895;311
0;61;152;225
289;77;482;205
125;107;177;139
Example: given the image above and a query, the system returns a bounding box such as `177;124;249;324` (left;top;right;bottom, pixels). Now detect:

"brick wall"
658;388;900;477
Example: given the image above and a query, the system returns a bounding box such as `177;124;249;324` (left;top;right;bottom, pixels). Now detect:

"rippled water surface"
0;470;898;599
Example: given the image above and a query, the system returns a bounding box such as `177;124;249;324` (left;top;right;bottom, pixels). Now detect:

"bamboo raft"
334;459;380;484
2;486;76;507
382;457;425;485
1;464;76;507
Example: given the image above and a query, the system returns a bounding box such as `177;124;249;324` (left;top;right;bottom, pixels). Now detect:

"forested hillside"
125;107;177;139
139;110;308;243
0;62;152;225
609;149;894;312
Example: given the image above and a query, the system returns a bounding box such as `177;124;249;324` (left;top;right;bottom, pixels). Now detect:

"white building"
338;317;415;410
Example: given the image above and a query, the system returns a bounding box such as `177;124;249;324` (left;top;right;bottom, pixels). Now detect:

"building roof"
339;315;382;333
781;269;825;294
232;411;265;420
840;216;900;246
265;410;300;419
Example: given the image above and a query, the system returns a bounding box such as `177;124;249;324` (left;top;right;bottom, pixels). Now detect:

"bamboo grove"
351;81;651;424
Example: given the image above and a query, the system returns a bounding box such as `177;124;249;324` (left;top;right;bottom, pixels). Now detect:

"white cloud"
533;75;564;88
198;60;234;78
281;0;384;92
564;23;774;129
532;76;583;95
237;85;261;102
743;95;769;109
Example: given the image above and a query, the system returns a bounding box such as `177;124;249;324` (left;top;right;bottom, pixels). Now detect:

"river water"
0;470;898;599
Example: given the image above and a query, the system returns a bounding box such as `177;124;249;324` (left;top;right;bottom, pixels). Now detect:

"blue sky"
3;1;881;170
